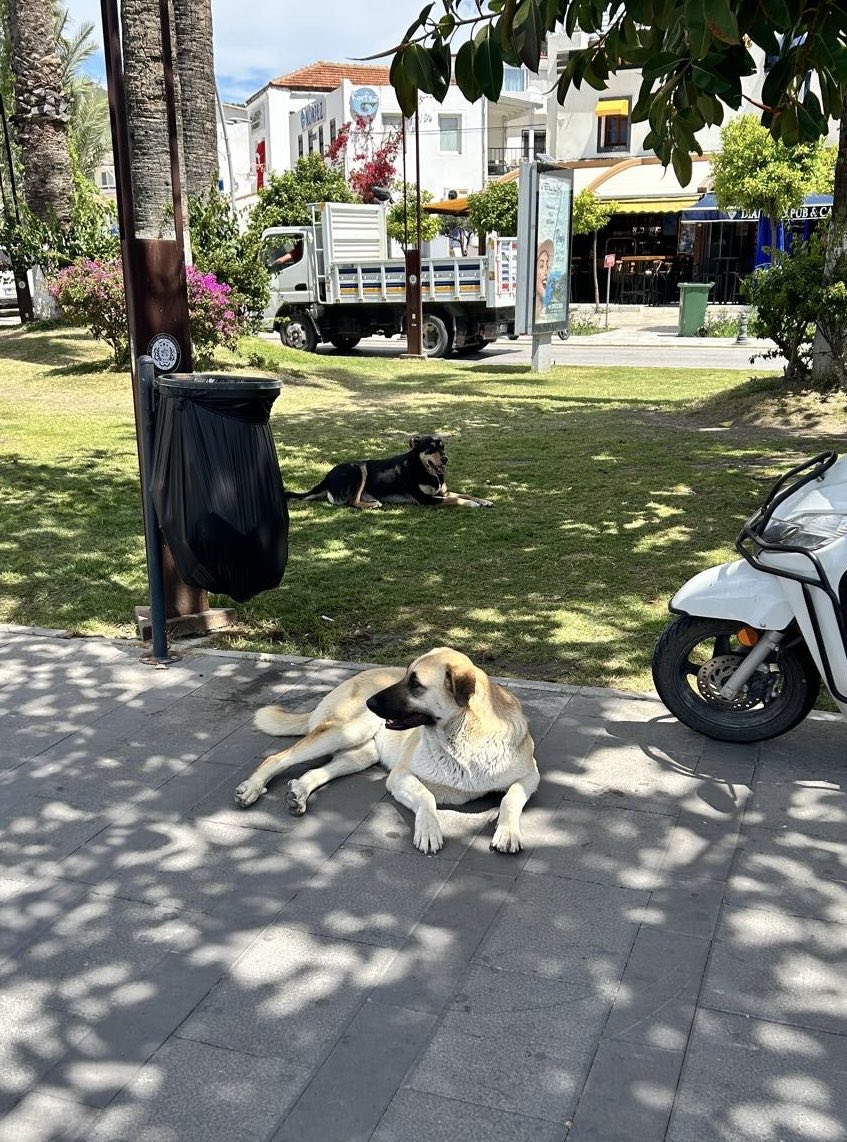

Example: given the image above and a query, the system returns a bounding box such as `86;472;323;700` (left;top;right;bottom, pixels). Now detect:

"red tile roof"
270;61;391;92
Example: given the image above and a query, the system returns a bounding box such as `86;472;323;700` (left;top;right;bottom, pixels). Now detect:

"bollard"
736;310;750;345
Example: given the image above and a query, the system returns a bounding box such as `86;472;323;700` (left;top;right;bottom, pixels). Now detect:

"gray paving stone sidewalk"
0;626;845;1142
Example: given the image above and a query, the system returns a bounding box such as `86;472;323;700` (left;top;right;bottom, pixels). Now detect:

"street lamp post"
403;99;425;358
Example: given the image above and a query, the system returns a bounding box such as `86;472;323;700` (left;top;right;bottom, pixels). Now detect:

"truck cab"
264;228;315;305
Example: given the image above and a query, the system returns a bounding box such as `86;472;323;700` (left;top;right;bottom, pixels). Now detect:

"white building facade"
242;60;549;209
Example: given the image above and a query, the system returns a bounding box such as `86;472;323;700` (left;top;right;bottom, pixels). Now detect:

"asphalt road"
260;329;784;371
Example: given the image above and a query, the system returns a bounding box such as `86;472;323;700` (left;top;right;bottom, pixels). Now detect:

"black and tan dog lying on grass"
285;434;493;509
235;647;539;855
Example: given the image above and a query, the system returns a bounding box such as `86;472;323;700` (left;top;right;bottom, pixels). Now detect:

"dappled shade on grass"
1;325;843;690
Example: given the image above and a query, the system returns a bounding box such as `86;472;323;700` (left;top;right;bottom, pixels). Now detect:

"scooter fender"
670;557;794;630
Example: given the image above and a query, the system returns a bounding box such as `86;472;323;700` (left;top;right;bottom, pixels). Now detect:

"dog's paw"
473;498;494;508
414;811;443;855
234;780;266;808
286;779;308;816
490;822;523;854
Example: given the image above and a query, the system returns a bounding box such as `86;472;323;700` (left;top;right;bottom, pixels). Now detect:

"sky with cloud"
66;0;426;102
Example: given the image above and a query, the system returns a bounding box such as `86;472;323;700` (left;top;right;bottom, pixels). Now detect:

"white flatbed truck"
261;202;518;358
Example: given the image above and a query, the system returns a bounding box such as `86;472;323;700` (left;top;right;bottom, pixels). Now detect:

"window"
298;134;304;157
382;113;412;139
98;169;116;189
503;66;526;92
555;51;570;76
521;129;546;158
308;130;317;154
329;118;337;145
596;99;630;152
318;125;325;153
439;115;461;153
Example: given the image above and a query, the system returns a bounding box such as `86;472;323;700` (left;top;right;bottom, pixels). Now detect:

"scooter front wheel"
651;615;820;743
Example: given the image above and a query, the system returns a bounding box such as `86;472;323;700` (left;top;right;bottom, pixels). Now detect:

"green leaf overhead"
472;25;504;100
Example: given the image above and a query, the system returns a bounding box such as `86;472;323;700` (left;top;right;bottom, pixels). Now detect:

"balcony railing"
487;145;547;176
487;148;527;176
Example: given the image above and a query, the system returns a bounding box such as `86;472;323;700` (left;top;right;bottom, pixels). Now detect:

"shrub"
741;239;824;379
567;308;605;336
700;309;740;338
49;257;248;369
186;265;242;368
49;258;129;367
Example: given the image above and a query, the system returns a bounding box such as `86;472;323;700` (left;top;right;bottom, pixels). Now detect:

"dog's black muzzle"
367;684;436;731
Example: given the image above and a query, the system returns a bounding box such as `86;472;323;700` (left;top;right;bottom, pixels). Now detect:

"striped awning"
609;196;701;214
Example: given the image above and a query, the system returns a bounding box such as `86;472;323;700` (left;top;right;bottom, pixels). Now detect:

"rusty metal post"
403;101;425;358
101;0;228;651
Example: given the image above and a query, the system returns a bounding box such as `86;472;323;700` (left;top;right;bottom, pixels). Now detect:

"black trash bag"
150;375;288;603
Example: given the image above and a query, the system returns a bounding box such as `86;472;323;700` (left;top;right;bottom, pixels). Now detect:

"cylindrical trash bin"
150;373;288;603
677;282;713;337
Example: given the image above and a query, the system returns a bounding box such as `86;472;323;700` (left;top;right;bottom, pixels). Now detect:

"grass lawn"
1;324;844;691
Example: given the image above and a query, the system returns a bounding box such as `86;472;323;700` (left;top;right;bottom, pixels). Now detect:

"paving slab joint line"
0;623;661;705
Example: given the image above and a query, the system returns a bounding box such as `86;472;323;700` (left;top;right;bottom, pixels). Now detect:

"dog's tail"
285;477;328;502
254;706;311;736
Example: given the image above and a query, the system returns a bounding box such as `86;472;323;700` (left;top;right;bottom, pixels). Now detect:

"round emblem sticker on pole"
148;334;181;374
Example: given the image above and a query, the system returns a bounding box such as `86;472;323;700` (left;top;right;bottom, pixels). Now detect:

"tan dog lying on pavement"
235;647;539;855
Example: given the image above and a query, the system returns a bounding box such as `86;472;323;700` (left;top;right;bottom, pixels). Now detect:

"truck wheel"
330;336;361;351
281;314;317;353
421;314;453;358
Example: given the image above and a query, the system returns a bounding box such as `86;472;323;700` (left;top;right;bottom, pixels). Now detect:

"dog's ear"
409;434;422;449
446;665;476;707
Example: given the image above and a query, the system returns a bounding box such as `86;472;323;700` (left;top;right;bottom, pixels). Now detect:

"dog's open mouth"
383;712;435;731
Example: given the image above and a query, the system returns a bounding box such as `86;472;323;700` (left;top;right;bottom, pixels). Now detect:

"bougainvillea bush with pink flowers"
49;258;247;370
49;259;129;367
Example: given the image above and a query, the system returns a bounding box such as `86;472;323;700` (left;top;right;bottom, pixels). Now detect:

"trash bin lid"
155;373;282;398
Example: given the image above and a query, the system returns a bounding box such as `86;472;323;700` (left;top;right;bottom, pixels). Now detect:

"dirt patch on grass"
686;374;847;436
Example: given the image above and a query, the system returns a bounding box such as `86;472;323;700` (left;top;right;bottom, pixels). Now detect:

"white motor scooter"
652;451;847;742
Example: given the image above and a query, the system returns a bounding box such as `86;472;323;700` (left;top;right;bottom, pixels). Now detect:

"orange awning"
424;168;520;214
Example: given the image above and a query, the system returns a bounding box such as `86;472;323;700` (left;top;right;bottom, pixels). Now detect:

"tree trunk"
812;100;847;387
6;0;73;225
121;0;179;239
173;0;218;199
592;230;600;308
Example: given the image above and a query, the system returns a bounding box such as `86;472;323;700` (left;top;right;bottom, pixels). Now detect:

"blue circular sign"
350;87;379;120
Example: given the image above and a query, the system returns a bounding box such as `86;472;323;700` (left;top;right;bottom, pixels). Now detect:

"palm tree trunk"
120;0;179;238
6;0;73;224
173;0;218;199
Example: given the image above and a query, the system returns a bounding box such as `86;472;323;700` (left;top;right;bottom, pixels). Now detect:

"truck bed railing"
330;258;487;304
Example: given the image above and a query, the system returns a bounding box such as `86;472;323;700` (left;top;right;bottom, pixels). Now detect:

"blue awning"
681;193;833;223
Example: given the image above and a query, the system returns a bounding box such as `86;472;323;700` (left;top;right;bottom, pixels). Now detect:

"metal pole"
402;116;408;250
404;100;424;357
0;93;35;322
215;85;238;217
137;356;173;663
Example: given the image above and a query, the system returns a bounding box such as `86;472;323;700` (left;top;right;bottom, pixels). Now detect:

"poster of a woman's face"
535;240;554;318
